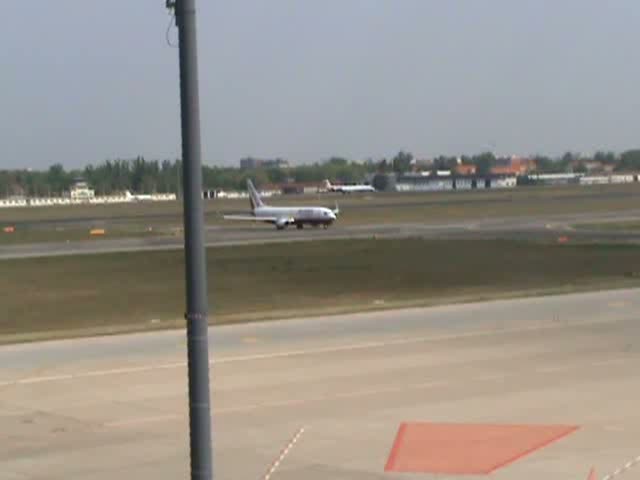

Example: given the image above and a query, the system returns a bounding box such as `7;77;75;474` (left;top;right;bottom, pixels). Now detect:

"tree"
325;157;349;167
533;156;553;172
392;151;413;173
618;150;640;171
573;163;588;174
431;156;457;172
472;152;495;176
0;171;10;197
560;151;577;172
266;168;288;184
377;159;391;173
594;151;617;165
372;173;391;191
46;164;72;195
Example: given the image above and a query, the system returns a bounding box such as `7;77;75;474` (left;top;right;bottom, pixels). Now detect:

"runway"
4;209;640;259
2;288;640;479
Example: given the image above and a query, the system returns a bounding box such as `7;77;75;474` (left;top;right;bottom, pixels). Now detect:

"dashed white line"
262;427;305;480
602;454;640;480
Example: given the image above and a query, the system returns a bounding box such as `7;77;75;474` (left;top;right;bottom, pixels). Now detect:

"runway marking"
602;454;640;480
105;414;181;428
384;423;579;475
211;317;615;365
0;317;620;389
0;362;185;388
262;427;305;480
17;374;74;384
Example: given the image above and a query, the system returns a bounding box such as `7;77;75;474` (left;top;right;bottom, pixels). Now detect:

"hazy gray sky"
3;1;640;169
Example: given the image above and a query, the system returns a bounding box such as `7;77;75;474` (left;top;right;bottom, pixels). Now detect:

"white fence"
0;199;28;208
0;192;177;209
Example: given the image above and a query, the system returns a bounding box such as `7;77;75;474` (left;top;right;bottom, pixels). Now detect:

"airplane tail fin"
323;179;332;190
333;201;340;216
247;179;265;211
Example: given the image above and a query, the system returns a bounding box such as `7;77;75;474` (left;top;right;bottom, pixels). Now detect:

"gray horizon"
2;0;639;170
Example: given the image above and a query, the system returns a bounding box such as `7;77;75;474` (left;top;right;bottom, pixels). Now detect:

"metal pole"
173;0;213;479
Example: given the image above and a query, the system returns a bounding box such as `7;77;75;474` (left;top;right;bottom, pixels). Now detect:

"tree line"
0;156;377;197
2;150;640;198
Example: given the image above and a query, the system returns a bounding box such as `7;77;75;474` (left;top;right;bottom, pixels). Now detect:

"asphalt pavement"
4;209;640;260
1;288;640;479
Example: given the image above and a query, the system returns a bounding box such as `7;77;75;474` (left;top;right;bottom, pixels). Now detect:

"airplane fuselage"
323;180;375;194
332;186;375;193
254;206;336;229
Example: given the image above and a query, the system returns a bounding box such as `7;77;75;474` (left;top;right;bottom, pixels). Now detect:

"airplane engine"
275;218;288;230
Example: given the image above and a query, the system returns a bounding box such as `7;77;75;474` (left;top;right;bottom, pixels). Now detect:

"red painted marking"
384;422;408;471
485;425;580;473
587;467;597;480
384;422;579;475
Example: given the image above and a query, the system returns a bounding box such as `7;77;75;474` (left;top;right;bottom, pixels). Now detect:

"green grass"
0;183;640;250
3;183;640;231
2;238;640;342
0;226;164;245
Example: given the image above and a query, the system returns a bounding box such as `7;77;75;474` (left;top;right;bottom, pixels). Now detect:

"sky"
2;1;640;169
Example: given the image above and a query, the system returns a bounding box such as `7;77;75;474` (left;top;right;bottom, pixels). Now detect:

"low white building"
579;174;637;185
395;174;516;192
524;173;583;185
492;176;518;188
396;178;454;192
70;181;95;201
611;174;636;184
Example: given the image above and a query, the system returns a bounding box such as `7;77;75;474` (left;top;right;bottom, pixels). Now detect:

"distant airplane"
223;179;339;230
125;191;153;202
323;179;375;194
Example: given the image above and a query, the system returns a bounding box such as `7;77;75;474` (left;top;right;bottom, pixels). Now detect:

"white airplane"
223;179;339;230
323;179;375;194
124;190;153;202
